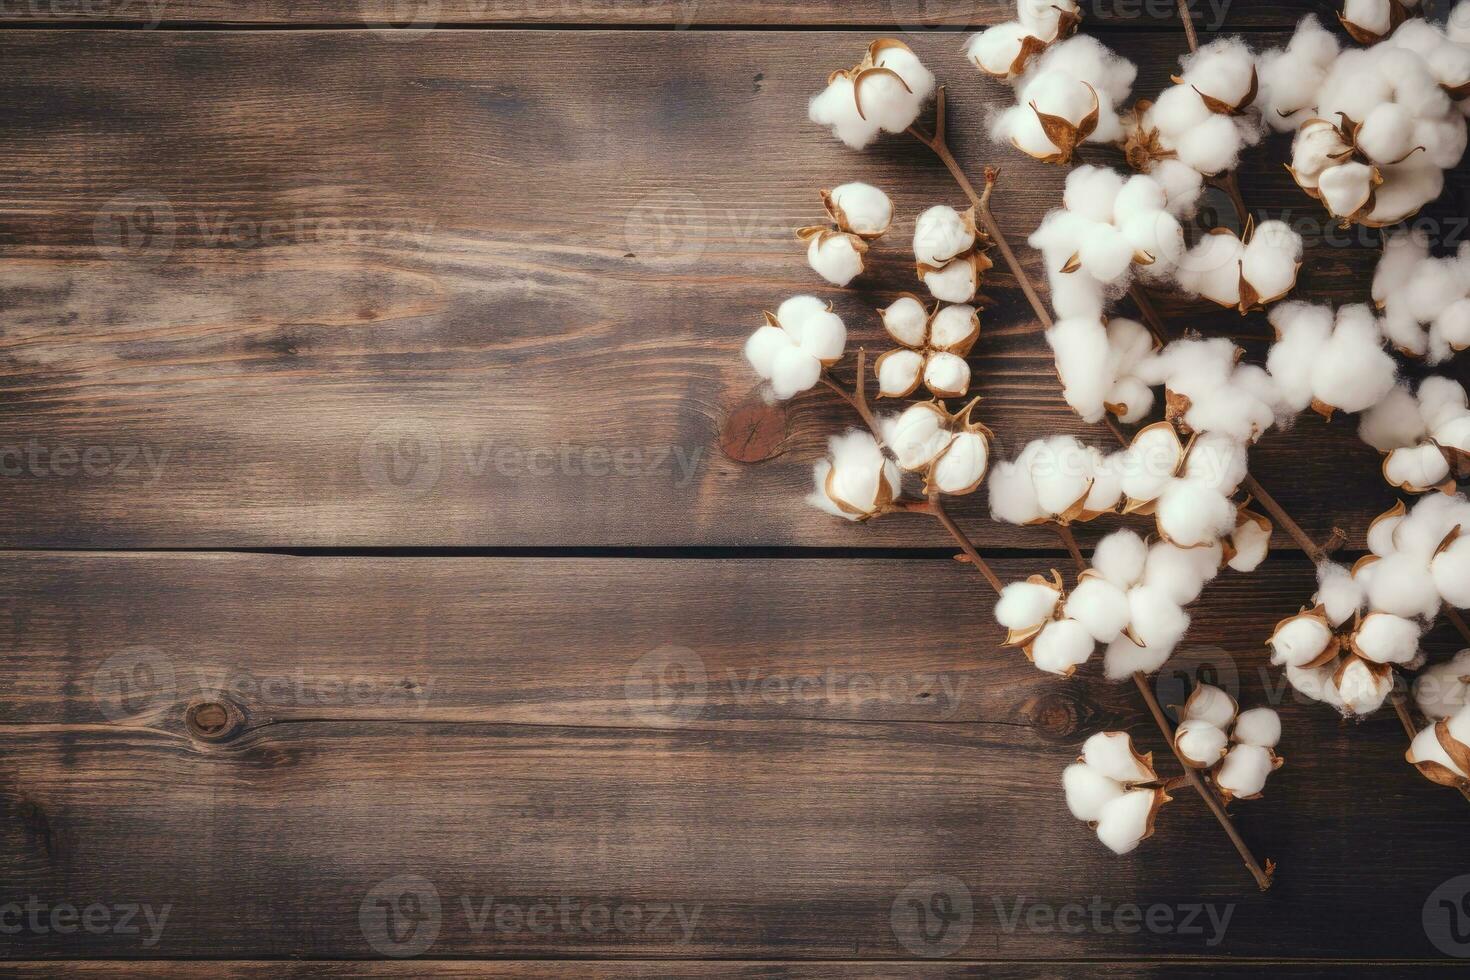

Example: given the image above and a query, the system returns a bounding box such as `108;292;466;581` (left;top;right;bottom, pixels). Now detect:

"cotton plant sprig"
798;183;894;287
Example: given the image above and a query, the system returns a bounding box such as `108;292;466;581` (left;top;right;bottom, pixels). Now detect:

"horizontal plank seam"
0;545;1344;559
0;22;1292;34
0;957;1458;965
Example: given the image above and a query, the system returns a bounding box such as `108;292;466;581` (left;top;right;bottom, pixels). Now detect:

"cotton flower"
881;398;992;495
917;252;994;304
1414;649;1470;720
1268;602;1404;717
821;183;893;238
988;435;1119;526
965;0;1082;79
995;568;1098;675
1136;338;1283;443
1216;705;1284;800
914;205;978;265
1355;493;1470;619
800;229;868;286
809;39;936;150
744;295;847;399
1172;220;1303;314
1360;377;1470;493
1371;231;1470;362
1265;302;1397;418
1406;702;1470;790
1062;731;1170;855
874;296;981;399
1174;683;1237;767
806;430;902;521
990;36;1138;164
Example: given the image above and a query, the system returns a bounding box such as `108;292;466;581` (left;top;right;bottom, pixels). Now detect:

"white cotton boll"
1240;221;1302;303
1180;37;1258;109
1014;70;1095;147
776;294;828;326
993;103;1059;158
857;69;925;134
888;403;952;471
805;461;849;520
1270;615;1333;668
1062;166;1125;225
744;324;791;379
1258;16;1339;131
1266;301;1333;412
1437;415;1470;454
1062;762;1124;822
995;580;1062;630
1032;618;1096;675
881;295;929;348
823;430;899;516
1119;210;1184;270
1368;160;1443;228
770;345;823;399
1290;119;1350;188
1082;731;1154;783
1050;270;1106;321
1316;562;1364;627
1157;480;1236;548
1045;34;1138;106
1175;719;1228;767
1421;377;1470;431
1385;443;1450;490
1432;536;1470;609
1119;426;1183;504
1046;317;1112;423
1364;551;1441;620
1234;707;1281;748
876;349;924;397
1312;305;1397;414
932;431;988;494
1183;683;1237;728
1182;433;1248;496
1106;378;1153;424
1405;256;1467;325
1411;113;1467;171
1152;159;1204;217
1173;113;1245;176
1126;585;1190;652
1358;384;1424;451
793;309;846;365
1103;634;1175;680
967;22;1032;77
1354;613;1422;665
988;459;1046;526
1149;77;1214;133
1115;174;1168;217
1415;650;1470;720
1317;162;1375;219
923;352;970;397
810;75;881;150
1427;43;1470;94
1393;494;1470;559
1095;789;1157;856
1216;744;1273;798
808;234;864;286
1336;658;1393;716
930;305;978;351
1433;299;1470;358
1065;576;1131;643
1078;225;1135;284
913;205;976;265
1175;233;1244;307
1017;0;1079;39
1143;538;1223;606
872;43;936;104
1092;529;1148;589
920;259;978;304
828;182;892;236
1083;448;1124;513
1228;517;1271;573
1356;102;1416;166
1029;435;1094;516
1344;0;1392;36
1408;719;1470;778
1287;661;1346;710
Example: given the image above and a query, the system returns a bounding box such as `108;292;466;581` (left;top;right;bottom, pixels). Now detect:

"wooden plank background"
1;2;1468;974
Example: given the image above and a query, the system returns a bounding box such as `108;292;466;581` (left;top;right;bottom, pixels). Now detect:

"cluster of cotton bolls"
1125;38;1264;185
1371;231;1470;362
1264;302;1399;419
1258;15;1342;132
986;35;1139;164
1276;11;1470;226
1136;337;1284;444
882;399;993;496
1360;492;1470;619
806;430;902;521
966;0;1081;80
1062;731;1170;855
1340;0;1422;45
799;183;893;287
912;204;995;304
1359;377;1470;493
744;296;847;400
875;294;981;399
809;39;936;151
1171;220;1304;314
1173;684;1284;800
1406;701;1470;789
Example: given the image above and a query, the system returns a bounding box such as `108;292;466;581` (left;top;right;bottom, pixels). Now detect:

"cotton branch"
1175;0;1200;55
1051;520;1274;890
902;494;1006;593
819;348;883;443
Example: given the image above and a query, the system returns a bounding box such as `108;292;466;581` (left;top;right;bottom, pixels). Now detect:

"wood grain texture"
2;553;1469;960
0;0;1323;27
0;28;1463;549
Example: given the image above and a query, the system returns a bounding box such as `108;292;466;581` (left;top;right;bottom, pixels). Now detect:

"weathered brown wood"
0;29;1461;549
2;553;1469;960
0;0;1325;27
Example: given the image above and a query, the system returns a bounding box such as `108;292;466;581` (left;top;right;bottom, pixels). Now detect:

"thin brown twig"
1053;523;1086;570
1134;671;1275;890
1176;0;1200;53
901;495;1006;593
1445;606;1470;649
818;348;883;443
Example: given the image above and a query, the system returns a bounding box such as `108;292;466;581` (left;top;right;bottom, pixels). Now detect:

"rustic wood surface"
1;3;1469;974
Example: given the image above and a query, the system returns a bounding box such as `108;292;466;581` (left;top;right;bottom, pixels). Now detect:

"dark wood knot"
184;698;246;743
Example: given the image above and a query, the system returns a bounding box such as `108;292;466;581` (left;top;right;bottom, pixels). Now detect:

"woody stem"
1445;606;1470;649
900;496;1005;593
818;348;883;444
1176;0;1201;53
1054;522;1272;890
1133;671;1275;891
